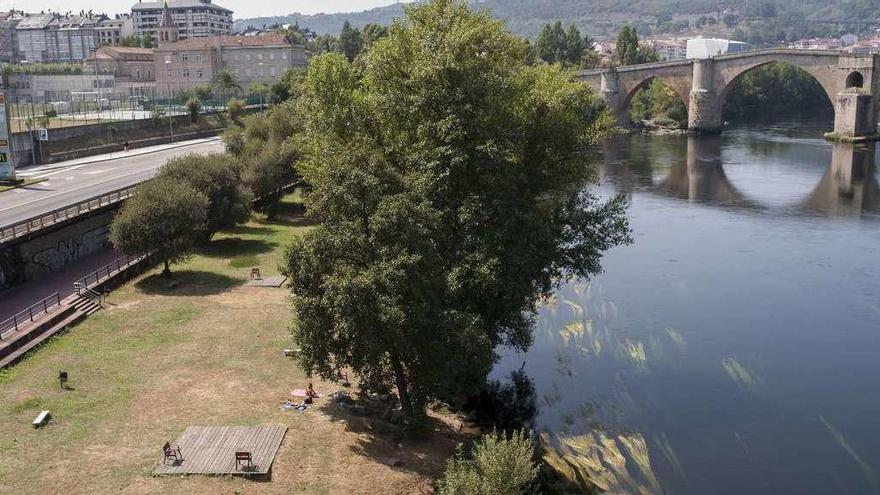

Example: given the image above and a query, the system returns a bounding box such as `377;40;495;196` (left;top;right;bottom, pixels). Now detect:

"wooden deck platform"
153;425;287;476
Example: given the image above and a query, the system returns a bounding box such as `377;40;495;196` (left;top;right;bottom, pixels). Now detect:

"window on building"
165;54;171;62
257;53;263;60
196;69;203;79
269;52;275;60
195;54;202;63
182;69;190;78
180;53;189;62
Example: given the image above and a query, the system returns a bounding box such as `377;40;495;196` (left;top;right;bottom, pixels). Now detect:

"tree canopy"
109;180;208;275
155;154;253;239
613;25;658;66
282;0;630;416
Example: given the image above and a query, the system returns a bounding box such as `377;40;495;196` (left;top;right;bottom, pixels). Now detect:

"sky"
9;0;406;19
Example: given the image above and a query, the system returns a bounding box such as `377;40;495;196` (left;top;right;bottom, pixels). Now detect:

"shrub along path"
0;195;460;494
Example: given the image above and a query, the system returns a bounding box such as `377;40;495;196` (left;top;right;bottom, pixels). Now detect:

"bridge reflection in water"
602;133;880;216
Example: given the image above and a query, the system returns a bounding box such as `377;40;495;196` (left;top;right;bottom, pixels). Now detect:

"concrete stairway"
0;295;102;369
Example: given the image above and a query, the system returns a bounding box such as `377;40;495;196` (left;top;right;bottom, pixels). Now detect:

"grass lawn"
0;178;48;193
0;194;460;494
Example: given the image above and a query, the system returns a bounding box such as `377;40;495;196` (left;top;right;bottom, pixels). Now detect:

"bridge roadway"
0;137;225;227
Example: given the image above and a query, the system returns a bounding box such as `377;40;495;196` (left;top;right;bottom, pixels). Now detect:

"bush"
156;154;253;239
227;97;246;121
44;109;58;118
222;125;246;156
436;430;539;495
185;97;202;122
110;179;208;276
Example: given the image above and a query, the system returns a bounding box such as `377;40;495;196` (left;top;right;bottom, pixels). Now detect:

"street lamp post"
165;59;174;142
257;62;264;110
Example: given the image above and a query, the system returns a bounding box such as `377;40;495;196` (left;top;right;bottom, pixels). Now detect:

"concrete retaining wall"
0;209;117;290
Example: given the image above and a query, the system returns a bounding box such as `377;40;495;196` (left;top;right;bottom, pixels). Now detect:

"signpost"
0;91;16;182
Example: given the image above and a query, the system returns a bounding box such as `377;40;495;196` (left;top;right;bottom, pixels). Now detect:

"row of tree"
110;120;297;275
533;21;601;68
283;21;389;62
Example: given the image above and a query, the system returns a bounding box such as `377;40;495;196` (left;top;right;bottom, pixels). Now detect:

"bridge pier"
688;59;722;134
830;92;876;141
600;70;628;126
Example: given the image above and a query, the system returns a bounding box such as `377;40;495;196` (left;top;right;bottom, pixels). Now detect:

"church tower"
157;2;179;45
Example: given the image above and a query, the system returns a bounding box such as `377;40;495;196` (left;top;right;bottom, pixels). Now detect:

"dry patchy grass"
0;196;460;494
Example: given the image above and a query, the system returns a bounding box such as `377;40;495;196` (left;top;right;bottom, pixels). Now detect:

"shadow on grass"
197;237;277;259
135;270;242;296
223;225;276;237
256;201;318;227
317;398;461;481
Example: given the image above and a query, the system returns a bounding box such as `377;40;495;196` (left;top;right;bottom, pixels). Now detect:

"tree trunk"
162;259;171;278
392;358;414;418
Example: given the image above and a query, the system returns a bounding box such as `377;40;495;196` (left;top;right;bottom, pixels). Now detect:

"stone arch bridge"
578;49;880;140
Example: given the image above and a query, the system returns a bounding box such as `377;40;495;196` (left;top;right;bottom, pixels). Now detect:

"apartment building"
132;0;233;41
16;13;105;63
96;16;136;46
0;12;24;63
154;34;307;93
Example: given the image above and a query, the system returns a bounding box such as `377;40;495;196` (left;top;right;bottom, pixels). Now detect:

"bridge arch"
717;59;837;108
717;60;836;122
622;75;690;112
846;71;864;89
620;75;691;125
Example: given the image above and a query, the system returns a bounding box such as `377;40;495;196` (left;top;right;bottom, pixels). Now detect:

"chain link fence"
5;89;264;133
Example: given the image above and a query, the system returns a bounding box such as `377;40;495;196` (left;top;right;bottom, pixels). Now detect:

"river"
494;121;880;494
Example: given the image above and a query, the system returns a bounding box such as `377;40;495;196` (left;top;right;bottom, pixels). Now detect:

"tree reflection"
467;368;539;434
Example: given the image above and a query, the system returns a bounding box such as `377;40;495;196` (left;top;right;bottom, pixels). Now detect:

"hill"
234;0;880;41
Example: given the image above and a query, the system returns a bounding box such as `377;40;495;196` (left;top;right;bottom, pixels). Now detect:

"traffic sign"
38;128;49;141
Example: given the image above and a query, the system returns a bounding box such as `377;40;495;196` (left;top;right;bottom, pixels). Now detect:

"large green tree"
282;0;630;417
155;154;253;240
110;180;208;276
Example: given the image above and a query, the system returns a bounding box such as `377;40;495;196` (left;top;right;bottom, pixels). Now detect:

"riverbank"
0;194;463;494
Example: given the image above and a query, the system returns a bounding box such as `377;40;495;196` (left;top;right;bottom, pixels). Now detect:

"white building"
686;38;749;59
132;0;233;41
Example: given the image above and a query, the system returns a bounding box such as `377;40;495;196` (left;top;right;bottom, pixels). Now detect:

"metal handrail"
78;287;105;307
0;292;61;339
0;184;138;246
74;253;148;293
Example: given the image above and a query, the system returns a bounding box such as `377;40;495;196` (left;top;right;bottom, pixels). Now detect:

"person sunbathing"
305;382;318;403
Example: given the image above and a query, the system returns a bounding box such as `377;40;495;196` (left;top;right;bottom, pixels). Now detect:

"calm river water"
494;121;880;494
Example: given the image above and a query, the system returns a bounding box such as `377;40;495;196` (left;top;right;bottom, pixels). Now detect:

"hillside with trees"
236;0;880;43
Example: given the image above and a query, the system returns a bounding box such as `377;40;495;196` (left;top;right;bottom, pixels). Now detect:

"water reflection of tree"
468;368;539;434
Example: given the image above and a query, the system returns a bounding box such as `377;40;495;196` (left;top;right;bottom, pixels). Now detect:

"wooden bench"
235;451;253;470
32;410;51;428
162;442;183;464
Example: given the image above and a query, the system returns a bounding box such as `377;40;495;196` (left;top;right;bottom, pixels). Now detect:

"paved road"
0;137;225;227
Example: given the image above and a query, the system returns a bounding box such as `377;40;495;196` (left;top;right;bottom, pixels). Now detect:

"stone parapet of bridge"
577;49;880;140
